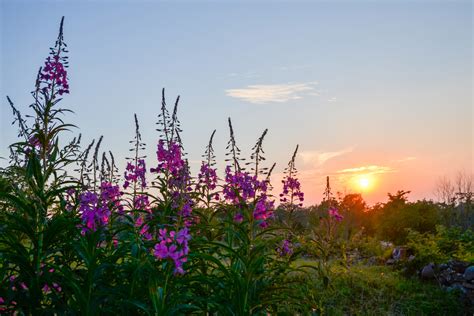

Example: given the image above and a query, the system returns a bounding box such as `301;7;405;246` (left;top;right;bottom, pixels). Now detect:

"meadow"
1;17;473;316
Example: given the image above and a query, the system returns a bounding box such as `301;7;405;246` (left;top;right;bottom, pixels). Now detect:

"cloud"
225;82;318;104
299;146;355;167
392;156;417;163
337;165;394;175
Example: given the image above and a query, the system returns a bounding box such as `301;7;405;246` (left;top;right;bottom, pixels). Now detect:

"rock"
438;263;448;270
463;266;474;281
462;282;474;290
367;257;379;266
447;283;467;294
386;259;395;265
438;270;452;286
453;273;465;282
449;260;469;274
392;247;408;261
421;263;435;279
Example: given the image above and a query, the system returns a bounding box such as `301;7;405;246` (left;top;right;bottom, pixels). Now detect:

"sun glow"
355;175;373;191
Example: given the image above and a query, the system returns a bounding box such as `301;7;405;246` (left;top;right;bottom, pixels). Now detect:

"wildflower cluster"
79;182;122;234
223;166;274;227
124;159;147;190
37;17;69;97
1;17;313;313
328;207;343;222
280;177;304;205
40;55;69;95
276;239;294;257
153;228;191;274
280;145;304;208
197;163;218;191
152;140;185;176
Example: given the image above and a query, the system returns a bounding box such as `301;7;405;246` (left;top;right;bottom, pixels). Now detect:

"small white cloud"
225;82;318;104
327;97;337;102
300;146;355;167
392;156;417;163
337;165;394;175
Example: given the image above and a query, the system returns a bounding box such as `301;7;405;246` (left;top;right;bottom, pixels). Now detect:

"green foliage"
375;191;441;245
405;225;474;271
303;264;464;316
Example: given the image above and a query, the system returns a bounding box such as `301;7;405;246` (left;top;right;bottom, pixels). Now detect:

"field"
1;15;473;316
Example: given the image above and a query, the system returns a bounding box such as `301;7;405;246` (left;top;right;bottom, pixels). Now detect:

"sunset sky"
1;0;472;205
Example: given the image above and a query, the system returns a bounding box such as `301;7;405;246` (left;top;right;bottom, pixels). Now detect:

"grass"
293;259;465;316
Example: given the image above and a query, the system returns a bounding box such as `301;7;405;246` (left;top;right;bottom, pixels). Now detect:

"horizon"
1;0;472;206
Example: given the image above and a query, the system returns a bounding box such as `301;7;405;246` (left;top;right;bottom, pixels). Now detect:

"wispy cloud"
392;156;417;163
300;146;355;167
337;165;394;175
225;82;318;104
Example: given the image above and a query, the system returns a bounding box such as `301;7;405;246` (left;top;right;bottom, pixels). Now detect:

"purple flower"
233;213;244;223
329;207;343;222
124;159;147;190
79;182;123;234
153;227;191;274
152;140;185;176
197;163;218;191
277;239;294;257
280;176;304;207
40;54;69;96
42;284;51;294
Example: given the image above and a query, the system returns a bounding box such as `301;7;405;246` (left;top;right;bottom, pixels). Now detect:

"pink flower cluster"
135;216;152;240
253;197;275;228
151;140;185;176
280;176;304;207
223;166;267;204
224;166;274;227
79;182;123;234
124;159;147;190
133;194;151;212
277;239;294;257
196;163;218;191
40;55;69;95
329;207;343;222
153;228;191;274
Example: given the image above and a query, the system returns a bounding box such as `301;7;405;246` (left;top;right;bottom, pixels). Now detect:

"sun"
358;177;371;190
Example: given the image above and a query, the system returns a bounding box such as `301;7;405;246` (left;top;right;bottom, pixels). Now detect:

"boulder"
392;247;408;261
464;266;474;281
449;260;469;274
421;263;435;279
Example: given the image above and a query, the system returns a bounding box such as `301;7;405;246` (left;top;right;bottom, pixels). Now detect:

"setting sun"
356;176;372;191
359;177;370;188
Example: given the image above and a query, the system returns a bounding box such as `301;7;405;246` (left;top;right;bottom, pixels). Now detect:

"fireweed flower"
329;207;343;222
133;194;151;212
223;166;274;226
52;283;62;292
277;239;294;257
153;227;191;274
42;284;51;295
124;159;147;190
223;166;257;204
233;213;244;223
280;176;304;206
135;216;152;240
79;182;123;234
151;140;185;176
196;163;218;190
40;55;69;96
253;197;275;227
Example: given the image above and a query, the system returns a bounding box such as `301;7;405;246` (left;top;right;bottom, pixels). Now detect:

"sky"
1;0;472;206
